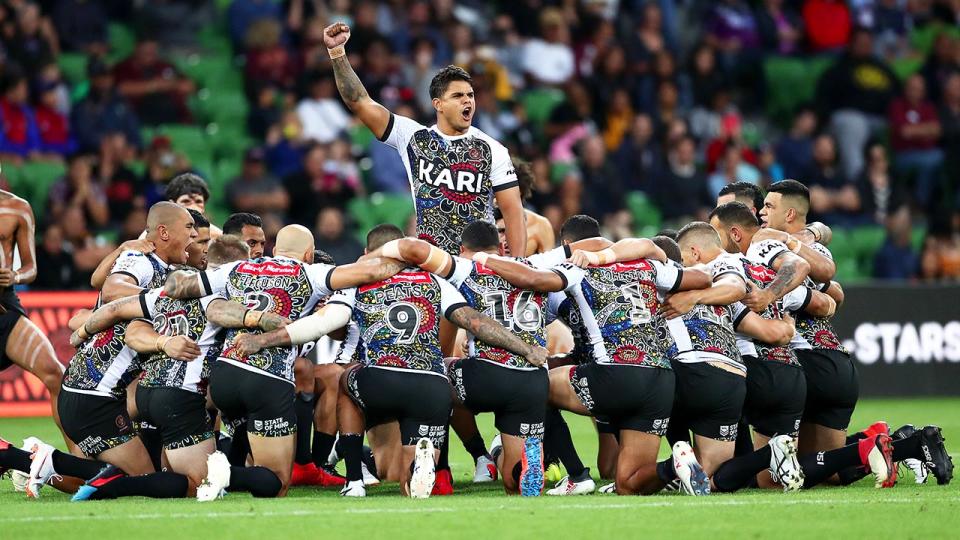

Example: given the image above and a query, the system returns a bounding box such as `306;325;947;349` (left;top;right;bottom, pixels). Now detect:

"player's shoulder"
470;126;509;150
810;241;834;259
0;191;33;213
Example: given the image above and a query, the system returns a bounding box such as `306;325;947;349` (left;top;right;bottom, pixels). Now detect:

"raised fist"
323;23;351;49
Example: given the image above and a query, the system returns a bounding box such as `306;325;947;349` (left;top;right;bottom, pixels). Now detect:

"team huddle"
0;23;954;501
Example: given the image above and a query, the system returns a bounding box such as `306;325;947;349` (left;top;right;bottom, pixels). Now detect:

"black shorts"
448;358;548;438
672;362;746;442
569;363;674;436
742;356;807;438
58;388;135;457
346;365;451;447
136;386;213;450
209;361;296;438
796;348;859;431
0;288;26;371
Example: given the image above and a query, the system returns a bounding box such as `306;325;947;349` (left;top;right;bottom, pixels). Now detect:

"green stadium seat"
57;53;89;85
849;226;886;263
909;24;960;56
199;27;233;57
212;159;242;196
107;23;137;63
763;56;832;126
347;193;414;239
151;125;213;166
626;191;662;230
892;57;923;80
206;125;254;161
16;161;67;220
175;54;237;89
834;255;864;283
349;124;375;154
194;90;249;126
521;88;564;129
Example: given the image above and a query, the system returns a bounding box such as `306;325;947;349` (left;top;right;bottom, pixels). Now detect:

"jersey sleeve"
528;246;568;268
651;260;684;293
109;251;156;287
810;242;834;260
378;113;424;150
550;262;585;292
711;254;747;284
730;301;750;329
446;256;474;288
781;285;812;313
138;288;163;320
747;239;791;267
198;292;227;312
437;276;469;319
200;260;241;296
326;288;357;310
306;262;337;296
489;140;519;192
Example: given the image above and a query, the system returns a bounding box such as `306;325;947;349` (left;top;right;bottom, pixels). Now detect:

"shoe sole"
923;427;954;485
26;444;54;499
773;437;805;493
519;439;543;497
409;439;435;499
870;434;897;488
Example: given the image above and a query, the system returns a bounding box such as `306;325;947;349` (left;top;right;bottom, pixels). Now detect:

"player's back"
736;258;798;365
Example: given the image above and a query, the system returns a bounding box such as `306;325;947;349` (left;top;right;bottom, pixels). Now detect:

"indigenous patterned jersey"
328;269;468;377
446;256;552;370
138;288;224;395
547;257;683;369
63;252;170;399
200;256;334;383
380;114;518;255
673;254;747;370
795;242;847;353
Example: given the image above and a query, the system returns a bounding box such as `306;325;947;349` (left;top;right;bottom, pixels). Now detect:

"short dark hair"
718;182;764;212
429;65;472;99
513;158;535;200
709;201;760;229
313;249;336;265
165;173;210;202
767;179;811;215
186;208;209;229
656;228;678;241
207;235;250;266
223;212;263;235
366;224;404;251
461;221;499;252
651;235;681;264
677;221;721;248
560;215;601;243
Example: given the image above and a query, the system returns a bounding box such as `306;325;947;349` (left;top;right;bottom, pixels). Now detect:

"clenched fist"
323;22;351;49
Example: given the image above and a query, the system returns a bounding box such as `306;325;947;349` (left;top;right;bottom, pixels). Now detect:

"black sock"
91;472;189;499
0;445;31;472
227;429;250;467
216;435;232;456
799;442;861;489
712;446;772;493
52;450;108;479
137;424;163;472
294;393;315;465
656;458;677;484
340;433;364;482
462;433;489;463
543;407;585;478
837;465;869;485
311;432;336;468
512;460;523;484
437;426;450;471
665;416;689;447
734;419;753;457
892;434;921;462
229;466;282;497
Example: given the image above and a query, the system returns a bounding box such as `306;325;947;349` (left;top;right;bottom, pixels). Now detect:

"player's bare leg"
614;430;663;495
751;432;780;489
546;321;574;356
314;364;344;437
693;435;735;476
247;433;295;496
96;437;157;476
497;433;528;494
165;438;216;496
367;422;403;482
547;366;591;415
439;318;458;357
596;431;619;479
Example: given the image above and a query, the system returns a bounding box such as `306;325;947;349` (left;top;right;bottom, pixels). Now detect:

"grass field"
2;397;959;539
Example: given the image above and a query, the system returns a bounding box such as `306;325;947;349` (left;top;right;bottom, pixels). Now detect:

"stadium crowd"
1;0;959;287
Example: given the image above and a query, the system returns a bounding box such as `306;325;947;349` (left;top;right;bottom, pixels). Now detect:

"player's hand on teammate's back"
526;346;549;367
323;22;351;49
167;336;202;361
0;268;15;287
661;291;698;320
119;239;155;254
232;333;264;356
743;287;774;314
260;314;291;332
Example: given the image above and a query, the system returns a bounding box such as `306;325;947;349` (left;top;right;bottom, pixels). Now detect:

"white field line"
3;496;959;524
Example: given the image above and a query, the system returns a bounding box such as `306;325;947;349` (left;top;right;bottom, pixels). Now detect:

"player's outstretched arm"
163;270;204;299
377;238;454;276
661;274;747;319
90;240;154;289
325;23;390;139
233;303;353;356
676;267;712;291
448;305;548;366
205;299;290;332
803;289;837;318
69;295;147;346
328;257;406;290
480;254;565;292
125;320;201;361
569;238;667;267
737;311;795;346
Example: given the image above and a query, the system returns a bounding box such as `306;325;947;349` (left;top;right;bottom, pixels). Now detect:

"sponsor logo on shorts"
115;414;129;431
520;423;529;435
650;417;670;436
526;422;544;437
254;418;292;437
418;424;430;436
718;423;738;441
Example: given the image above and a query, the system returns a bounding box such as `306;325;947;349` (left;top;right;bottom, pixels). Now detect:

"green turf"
3;398;959;539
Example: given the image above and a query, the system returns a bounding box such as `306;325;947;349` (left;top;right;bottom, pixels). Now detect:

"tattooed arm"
448;306;548;366
743;253;810;313
163;270;205;299
205;299;290;332
231;303;353;356
69;295;146;346
324;23;391;139
328;257;406;290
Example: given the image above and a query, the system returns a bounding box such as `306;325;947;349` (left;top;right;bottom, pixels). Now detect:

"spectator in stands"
940;72;960;210
359;38;406;106
227;147;289;220
296;70;351;144
47;153;109;228
775;105;817;179
59;205;116;285
862;0;911;59
578;135;624;224
71;59;143;153
707;140;760;197
756;0;803;55
472;84;524;146
314;207;363;265
705;112;757;173
227;0;284;51
756;143;784;187
874;206;918;280
920;216;960;282
802;0;852;52
165;173;211;215
703;0;760;75
52;0;108;54
651;79;685;137
5;3;57;77
34;80;76;156
283;143;362;226
133;0;216;52
889;74;944;209
921;33;960;103
857;142;908;225
119;206;148;243
142;135;192;206
96;132;143;222
688;43;727;110
626;2;668;75
35;62;70;116
600;88;634;152
0;70;41;163
34;224;81;289
244;18;298;94
113;38;195;125
404;37;441;116
574;16;614;79
637;50;691;115
655;135;713;226
805;133;861;225
614;113;661;193
522;8;575;86
248;82;284;141
817;28;899;181
389;0;451;64
587;45;635;118
264;110;308;179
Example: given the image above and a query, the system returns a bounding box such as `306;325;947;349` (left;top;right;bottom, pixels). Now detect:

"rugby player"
222;212;267;259
230;236;550;498
162;224;406;499
478;215;715;496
